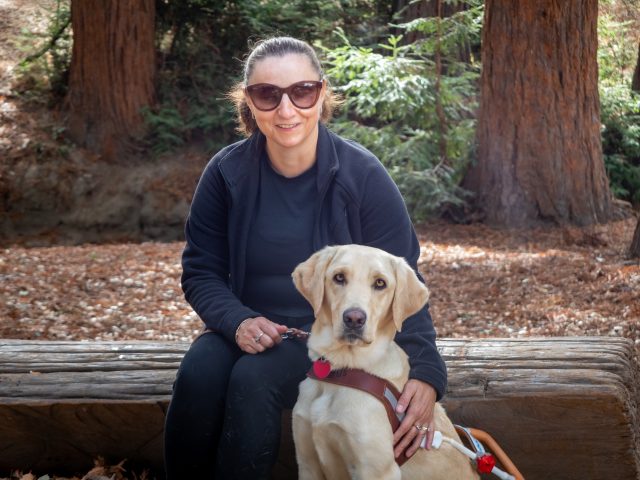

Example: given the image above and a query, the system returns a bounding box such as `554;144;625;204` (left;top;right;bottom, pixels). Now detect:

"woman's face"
245;53;325;156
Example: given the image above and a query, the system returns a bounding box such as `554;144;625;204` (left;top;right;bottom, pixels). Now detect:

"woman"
164;36;447;479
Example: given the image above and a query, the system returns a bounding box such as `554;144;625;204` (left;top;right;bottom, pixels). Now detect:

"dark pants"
164;330;311;479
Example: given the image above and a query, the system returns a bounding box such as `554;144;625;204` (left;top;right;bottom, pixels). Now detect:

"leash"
280;327;311;340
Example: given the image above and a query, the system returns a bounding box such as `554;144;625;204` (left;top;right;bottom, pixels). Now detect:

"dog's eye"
374;278;386;290
333;273;346;285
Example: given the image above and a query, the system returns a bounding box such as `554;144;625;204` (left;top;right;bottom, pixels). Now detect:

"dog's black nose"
343;308;367;329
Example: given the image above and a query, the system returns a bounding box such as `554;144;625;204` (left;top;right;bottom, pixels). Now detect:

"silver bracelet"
235;318;252;344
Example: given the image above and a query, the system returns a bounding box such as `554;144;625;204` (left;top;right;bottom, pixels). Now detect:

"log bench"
1;337;639;480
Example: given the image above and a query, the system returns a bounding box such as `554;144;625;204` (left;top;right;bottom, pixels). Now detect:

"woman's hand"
392;379;437;459
235;316;288;354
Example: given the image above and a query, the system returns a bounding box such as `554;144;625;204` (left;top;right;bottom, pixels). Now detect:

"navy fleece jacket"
181;124;447;400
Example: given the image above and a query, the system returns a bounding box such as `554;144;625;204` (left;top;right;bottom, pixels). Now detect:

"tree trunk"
630;216;640;258
67;0;155;161
466;0;613;227
632;42;640;93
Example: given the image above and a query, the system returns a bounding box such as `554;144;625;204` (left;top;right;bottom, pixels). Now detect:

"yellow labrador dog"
292;245;478;480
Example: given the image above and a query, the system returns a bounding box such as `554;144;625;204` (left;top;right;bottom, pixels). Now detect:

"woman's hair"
228;36;341;137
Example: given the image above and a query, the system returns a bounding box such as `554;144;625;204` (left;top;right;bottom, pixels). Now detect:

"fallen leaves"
0;243;198;342
417;217;640;351
2;457;149;480
1;218;638;353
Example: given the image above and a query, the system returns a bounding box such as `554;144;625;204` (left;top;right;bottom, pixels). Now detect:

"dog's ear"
391;258;430;332
292;246;339;315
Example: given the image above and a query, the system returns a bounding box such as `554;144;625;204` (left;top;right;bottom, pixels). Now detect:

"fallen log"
0;337;638;479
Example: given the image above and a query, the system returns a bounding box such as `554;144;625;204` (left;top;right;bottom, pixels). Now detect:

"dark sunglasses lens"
290;83;321;108
249;85;282;110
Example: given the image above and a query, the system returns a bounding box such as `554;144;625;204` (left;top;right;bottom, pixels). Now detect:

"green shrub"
14;0;71;104
597;11;637;88
598;8;640;206
600;85;640;205
323;19;480;221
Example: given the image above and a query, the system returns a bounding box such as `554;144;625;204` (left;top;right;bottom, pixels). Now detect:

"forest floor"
2;217;639;348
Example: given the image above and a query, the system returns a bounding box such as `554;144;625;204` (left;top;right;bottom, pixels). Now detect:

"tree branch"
20;16;71;66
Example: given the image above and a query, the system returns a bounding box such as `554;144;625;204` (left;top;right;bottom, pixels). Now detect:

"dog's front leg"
293;382;326;480
293;413;326;480
343;396;403;480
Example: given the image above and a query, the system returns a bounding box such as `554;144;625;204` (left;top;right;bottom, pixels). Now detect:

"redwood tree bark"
67;0;155;161
466;0;613;227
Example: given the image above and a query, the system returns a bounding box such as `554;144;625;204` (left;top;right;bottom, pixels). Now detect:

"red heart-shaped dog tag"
313;359;331;379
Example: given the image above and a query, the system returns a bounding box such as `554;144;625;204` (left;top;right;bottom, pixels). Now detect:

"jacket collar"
315;124;340;192
218;123;339;192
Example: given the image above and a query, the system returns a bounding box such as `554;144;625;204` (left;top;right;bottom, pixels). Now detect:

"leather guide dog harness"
306;363;411;466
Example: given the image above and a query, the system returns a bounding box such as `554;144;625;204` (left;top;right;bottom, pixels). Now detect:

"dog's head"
292;245;429;349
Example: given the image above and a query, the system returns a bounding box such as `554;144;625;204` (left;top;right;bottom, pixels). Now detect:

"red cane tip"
476;454;496;474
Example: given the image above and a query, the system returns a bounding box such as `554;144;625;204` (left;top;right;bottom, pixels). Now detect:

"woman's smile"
276;122;299;129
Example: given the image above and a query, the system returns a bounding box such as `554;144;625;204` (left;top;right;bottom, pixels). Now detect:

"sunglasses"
245;80;324;111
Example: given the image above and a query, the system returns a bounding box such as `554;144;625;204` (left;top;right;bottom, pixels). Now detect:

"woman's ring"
415;424;430;432
254;332;265;343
